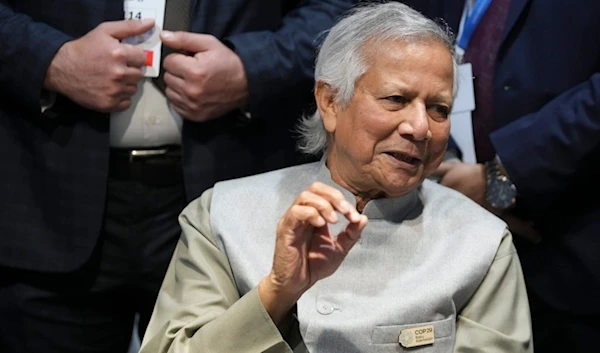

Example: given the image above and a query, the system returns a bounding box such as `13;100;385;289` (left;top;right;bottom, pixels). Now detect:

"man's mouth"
385;152;422;166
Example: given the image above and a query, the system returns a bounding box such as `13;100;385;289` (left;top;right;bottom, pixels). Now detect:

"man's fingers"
160;31;219;53
111;98;133;113
344;214;368;241
103;19;155;41
165;86;194;119
288;205;327;228
107;63;143;85
163;71;187;95
163;53;196;79
337;215;368;254
296;191;340;224
118;66;144;85
117;83;138;99
121;44;149;68
170;103;193;121
306;182;361;223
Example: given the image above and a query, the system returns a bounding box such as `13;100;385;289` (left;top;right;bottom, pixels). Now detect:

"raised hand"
44;19;155;112
258;182;368;324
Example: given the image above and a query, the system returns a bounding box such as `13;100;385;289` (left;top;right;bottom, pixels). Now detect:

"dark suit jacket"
0;0;353;273
397;0;600;314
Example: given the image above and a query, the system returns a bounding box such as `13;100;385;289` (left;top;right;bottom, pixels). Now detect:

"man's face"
322;39;454;198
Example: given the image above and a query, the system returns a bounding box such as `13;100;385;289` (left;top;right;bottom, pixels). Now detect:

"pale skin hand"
258;182;369;325
159;31;249;122
44;19;155;113
432;162;540;243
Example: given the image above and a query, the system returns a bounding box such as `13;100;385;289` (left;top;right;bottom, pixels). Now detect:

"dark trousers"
529;288;600;353
0;176;184;353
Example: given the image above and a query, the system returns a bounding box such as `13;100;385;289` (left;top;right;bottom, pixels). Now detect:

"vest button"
317;303;334;315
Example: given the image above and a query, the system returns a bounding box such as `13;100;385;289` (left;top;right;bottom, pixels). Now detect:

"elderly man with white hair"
139;3;533;352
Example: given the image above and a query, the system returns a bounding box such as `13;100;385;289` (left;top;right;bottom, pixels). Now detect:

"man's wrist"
44;43;67;93
494;155;510;177
484;155;517;210
258;276;301;326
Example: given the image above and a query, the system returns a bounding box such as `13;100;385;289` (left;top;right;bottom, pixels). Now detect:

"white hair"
296;2;459;155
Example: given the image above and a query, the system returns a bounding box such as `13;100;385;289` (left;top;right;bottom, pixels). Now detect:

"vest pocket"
370;317;454;350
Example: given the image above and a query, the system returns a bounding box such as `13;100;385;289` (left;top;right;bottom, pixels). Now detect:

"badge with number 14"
121;0;166;77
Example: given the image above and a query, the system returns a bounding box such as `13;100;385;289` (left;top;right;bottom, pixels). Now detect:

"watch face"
486;177;517;209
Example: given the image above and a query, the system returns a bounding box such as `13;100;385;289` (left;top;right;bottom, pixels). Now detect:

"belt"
109;145;183;186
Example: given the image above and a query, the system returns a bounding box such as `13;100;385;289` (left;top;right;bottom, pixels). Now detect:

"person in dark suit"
0;1;354;352
384;0;600;351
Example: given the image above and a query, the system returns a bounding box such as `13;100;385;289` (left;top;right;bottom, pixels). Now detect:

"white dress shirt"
110;79;182;147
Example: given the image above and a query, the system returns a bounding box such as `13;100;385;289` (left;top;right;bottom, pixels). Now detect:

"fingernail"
161;30;173;40
141;18;155;25
329;211;338;223
339;200;352;213
359;213;367;224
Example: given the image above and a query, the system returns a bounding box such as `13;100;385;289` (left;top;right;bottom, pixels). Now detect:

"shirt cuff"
40;90;57;114
190;287;293;353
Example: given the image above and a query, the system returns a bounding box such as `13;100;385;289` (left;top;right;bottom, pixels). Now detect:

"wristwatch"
484;155;517;210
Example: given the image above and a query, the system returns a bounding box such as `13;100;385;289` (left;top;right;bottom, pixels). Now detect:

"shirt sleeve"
454;230;533;353
224;0;353;116
490;73;600;217
0;1;72;111
139;189;292;353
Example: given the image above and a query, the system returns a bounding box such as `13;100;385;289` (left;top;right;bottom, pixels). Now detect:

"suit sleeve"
224;0;355;115
490;73;600;215
454;230;533;353
139;189;293;353
0;1;72;111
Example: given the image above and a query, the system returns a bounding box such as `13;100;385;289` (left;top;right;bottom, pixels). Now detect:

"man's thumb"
104;19;156;41
160;31;216;53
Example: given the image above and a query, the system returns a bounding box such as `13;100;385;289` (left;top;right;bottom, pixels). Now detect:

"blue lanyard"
456;0;493;50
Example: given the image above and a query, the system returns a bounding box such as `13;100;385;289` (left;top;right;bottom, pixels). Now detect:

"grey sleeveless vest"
210;161;505;352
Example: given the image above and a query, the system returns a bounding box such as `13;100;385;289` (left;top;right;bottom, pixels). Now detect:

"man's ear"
315;80;338;133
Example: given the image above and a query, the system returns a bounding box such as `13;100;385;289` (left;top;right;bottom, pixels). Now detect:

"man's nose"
397;104;432;141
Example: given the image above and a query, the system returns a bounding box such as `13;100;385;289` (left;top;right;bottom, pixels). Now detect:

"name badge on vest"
398;325;435;348
122;0;166;78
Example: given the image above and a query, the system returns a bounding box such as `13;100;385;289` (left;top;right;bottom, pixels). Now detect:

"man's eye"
385;95;408;104
430;105;450;118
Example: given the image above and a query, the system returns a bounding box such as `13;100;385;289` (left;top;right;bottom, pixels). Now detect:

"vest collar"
315;158;421;222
